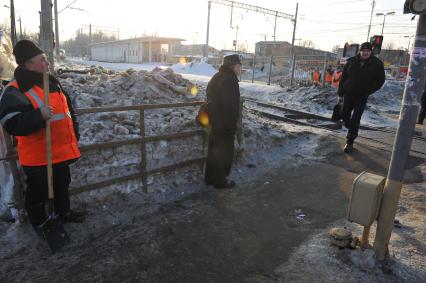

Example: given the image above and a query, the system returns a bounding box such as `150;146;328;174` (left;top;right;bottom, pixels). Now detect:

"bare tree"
300;39;316;49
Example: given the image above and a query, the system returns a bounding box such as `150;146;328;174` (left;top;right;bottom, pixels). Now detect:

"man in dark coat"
204;54;241;189
0;40;85;238
338;42;385;153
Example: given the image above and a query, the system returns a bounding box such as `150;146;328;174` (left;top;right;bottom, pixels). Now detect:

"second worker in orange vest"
0;40;85;237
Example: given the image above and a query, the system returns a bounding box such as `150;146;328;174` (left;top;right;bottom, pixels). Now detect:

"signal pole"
204;0;212;58
373;13;426;260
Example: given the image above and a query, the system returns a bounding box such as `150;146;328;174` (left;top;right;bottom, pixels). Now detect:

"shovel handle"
43;72;54;200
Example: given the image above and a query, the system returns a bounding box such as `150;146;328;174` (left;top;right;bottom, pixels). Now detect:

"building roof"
89;36;185;47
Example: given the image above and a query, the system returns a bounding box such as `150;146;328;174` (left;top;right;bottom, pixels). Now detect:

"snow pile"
0;31;15;80
170;60;217;76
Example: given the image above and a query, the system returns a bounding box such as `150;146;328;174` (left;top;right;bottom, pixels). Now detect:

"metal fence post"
267;55;273;85
290;53;297;87
321;52;329;87
140;109;148;192
251;54;256;83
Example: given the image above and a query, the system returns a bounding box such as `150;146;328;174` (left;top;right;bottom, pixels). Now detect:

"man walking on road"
0;40;85;237
204;54;241;189
338;42;385;153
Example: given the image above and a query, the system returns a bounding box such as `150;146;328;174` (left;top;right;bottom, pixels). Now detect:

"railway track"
243;97;426;157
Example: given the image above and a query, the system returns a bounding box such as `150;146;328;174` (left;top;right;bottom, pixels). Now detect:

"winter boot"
343;143;353;153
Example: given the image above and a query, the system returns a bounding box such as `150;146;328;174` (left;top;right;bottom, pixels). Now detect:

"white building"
89;36;184;63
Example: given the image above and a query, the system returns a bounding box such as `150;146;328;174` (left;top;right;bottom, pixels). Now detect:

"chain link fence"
240;53;339;88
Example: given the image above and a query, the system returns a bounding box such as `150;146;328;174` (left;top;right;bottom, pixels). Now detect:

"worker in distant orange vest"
325;65;334;85
332;67;343;88
0;40;85;238
311;69;321;86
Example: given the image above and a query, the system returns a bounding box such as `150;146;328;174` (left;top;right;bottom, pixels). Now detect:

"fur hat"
222;54;242;67
13;40;44;65
360;42;373;51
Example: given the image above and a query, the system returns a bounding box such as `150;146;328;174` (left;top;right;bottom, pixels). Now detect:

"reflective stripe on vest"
7;80;80;166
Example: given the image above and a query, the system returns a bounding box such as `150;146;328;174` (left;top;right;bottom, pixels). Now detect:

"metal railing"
72;101;207;194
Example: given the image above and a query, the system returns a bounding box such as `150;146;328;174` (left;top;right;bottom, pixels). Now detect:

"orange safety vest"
325;72;333;84
312;71;320;83
332;71;342;88
7;81;80;166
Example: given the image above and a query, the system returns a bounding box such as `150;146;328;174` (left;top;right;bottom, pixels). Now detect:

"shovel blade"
40;215;70;253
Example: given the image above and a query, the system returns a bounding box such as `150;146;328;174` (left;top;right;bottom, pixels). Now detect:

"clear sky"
0;0;419;52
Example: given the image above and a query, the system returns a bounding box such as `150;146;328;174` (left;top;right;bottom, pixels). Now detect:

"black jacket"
206;66;240;135
0;67;79;139
338;54;385;98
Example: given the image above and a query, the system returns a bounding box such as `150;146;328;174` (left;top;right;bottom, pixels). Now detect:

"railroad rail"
243;98;426;157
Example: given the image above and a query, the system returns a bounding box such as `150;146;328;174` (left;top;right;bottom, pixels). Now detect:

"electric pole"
373;13;426;260
366;0;376;41
54;0;60;59
290;3;298;57
40;0;54;70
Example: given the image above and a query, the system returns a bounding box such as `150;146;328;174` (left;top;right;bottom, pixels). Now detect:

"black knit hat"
222;54;242;67
13;40;45;65
360;42;373;51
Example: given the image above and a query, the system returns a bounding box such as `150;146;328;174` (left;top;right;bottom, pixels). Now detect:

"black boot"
343;143;353;153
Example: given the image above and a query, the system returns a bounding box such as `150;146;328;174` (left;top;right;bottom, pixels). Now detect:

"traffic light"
371;35;383;55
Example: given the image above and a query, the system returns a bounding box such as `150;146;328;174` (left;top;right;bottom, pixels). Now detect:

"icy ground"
0;58;424;282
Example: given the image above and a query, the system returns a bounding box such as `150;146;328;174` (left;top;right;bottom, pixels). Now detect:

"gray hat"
222;54;242;67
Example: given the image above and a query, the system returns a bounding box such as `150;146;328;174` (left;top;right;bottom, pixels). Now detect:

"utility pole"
290;3;298;57
366;0;376;41
9;0;17;45
40;0;54;70
54;0;60;59
204;0;212;58
290;2;299;87
373;14;426;260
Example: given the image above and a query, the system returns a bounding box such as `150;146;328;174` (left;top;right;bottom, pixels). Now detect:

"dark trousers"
342;94;368;145
23;165;71;226
204;133;235;187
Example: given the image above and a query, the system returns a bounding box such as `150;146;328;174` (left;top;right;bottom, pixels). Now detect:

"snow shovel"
39;72;70;253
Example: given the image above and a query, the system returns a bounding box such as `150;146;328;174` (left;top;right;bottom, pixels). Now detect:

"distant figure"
325;65;334;85
204;54;241;189
260;65;265;72
312;69;321;86
332;67;343;88
418;82;426;125
338;42;385;153
0;40;85;238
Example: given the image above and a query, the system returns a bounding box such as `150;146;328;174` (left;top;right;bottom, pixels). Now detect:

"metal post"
290;52;296;87
204;0;212;58
10;0;17;46
373;14;426;260
140;109;148;192
267;12;278;86
366;0;376;41
251;53;256;83
54;0;59;59
40;0;54;70
321;53;329;87
381;15;386;36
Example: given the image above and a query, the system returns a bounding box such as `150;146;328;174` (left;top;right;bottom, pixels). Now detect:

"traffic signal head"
371;35;383;55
